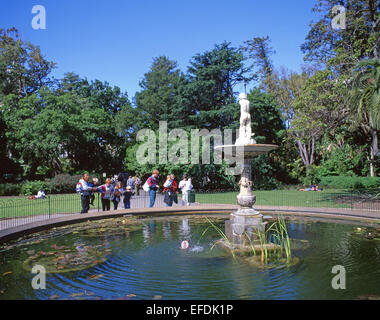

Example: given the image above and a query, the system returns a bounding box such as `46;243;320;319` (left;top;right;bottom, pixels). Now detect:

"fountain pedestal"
215;144;277;249
214;93;278;250
227;152;266;248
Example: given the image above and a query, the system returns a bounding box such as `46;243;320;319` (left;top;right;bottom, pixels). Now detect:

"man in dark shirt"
147;170;160;208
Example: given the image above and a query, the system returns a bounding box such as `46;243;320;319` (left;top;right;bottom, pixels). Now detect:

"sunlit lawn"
0;189;373;220
195;189;356;209
0;194;84;219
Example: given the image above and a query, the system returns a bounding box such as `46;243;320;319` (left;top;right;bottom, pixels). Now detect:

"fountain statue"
235;93;256;146
214;93;278;249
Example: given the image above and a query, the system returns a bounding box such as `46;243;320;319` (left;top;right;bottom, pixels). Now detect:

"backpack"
163;179;173;188
143;180;150;192
75;182;83;194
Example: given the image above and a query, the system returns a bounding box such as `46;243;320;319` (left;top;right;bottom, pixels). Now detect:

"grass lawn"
0;194;85;219
0;189;378;220
195;189;363;209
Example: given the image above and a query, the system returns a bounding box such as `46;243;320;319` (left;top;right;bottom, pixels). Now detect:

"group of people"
76;173;138;214
146;170;193;208
76;170;193;214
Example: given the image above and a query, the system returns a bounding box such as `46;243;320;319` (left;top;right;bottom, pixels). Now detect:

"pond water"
0;214;380;300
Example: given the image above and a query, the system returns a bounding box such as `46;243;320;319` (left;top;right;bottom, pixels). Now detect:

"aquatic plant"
200;215;293;265
198;217;236;259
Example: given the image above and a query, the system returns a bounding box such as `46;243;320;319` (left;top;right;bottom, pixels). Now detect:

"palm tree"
351;58;380;176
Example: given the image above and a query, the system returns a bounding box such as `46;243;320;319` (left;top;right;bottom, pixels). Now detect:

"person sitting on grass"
299;184;321;191
27;189;46;200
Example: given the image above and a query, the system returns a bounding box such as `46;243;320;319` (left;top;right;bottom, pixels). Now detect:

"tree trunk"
297;139;314;171
51;158;62;176
370;128;379;177
371;128;379;157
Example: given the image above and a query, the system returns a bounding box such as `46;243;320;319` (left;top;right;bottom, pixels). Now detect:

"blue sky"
2;0;317;99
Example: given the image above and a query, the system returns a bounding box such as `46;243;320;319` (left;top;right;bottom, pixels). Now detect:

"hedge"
318;176;380;190
0;173;102;196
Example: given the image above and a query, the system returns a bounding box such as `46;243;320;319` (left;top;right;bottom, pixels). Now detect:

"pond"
0;214;380;300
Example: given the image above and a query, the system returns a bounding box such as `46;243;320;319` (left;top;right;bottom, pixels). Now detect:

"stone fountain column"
224;94;273;248
214;93;278;249
225;153;266;248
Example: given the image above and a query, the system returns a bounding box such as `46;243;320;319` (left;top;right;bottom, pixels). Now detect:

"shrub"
0;183;23;196
319;176;380;190
0;174;102;196
49;174;82;194
20;180;49;196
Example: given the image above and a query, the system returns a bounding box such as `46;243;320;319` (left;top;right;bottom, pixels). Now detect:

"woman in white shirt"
178;176;193;206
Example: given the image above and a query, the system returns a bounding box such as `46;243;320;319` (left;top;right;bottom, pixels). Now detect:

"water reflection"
179;218;191;238
1;217;380;300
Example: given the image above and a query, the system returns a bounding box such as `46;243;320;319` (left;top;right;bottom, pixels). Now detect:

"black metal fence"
195;189;380;211
0;191;185;230
0;189;379;231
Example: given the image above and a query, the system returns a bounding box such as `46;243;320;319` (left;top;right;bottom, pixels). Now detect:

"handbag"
143;180;150;192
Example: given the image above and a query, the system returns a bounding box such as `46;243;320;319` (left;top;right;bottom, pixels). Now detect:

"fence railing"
195;189;380;211
0;191;185;230
0;189;379;231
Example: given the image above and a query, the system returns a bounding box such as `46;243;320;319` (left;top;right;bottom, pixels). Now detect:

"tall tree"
240;36;275;91
291;69;350;171
135;56;187;130
0;28;55;99
351;57;380;176
184;42;250;130
302;0;380;68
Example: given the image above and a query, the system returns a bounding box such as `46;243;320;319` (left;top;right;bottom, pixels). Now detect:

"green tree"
291;69;349;171
134;56;187;130
247;89;291;187
351;57;380;176
302;0;380;68
184;42;250;130
2;86;126;178
0;28;55;99
240;36;275;91
57;73;131;172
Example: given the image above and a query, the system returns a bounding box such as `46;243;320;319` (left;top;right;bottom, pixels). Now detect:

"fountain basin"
214;144;278;158
1;214;380;300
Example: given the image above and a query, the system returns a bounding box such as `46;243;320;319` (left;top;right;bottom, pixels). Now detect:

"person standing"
76;173;97;214
163;174;178;207
112;182;122;210
98;178;114;211
179;175;193;206
123;186;134;209
118;172;129;188
89;177;98;206
147;170;160;208
134;176;141;196
127;176;135;192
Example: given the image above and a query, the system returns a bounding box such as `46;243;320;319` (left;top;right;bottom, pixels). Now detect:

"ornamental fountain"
214;93;278;249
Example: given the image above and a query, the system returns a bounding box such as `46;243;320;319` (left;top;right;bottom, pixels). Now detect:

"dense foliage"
0;1;379;195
